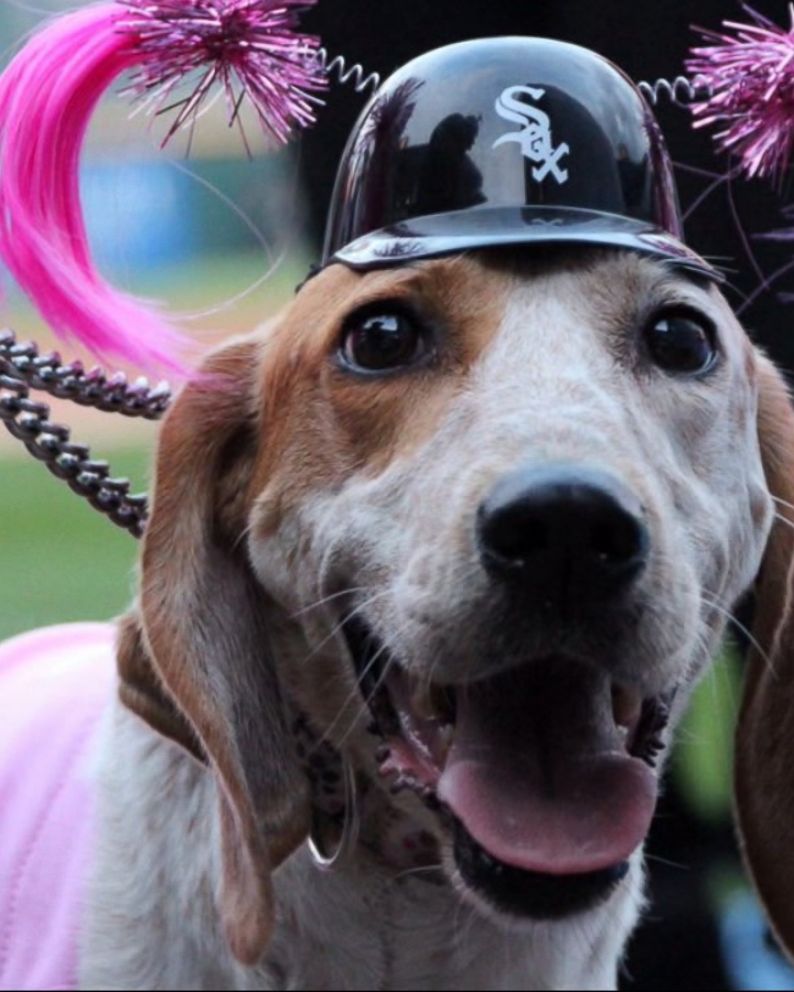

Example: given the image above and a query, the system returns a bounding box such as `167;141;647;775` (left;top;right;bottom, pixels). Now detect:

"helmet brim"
328;206;721;282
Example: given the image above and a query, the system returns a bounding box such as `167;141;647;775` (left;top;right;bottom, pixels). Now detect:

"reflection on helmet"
322;37;717;281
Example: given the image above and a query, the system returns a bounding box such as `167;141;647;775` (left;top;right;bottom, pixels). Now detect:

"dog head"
118;247;784;964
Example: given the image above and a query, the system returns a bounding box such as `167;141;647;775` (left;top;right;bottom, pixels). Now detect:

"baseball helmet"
322;37;717;280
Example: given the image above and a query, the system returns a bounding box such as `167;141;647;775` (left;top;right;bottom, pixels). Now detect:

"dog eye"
340;310;430;373
644;309;717;375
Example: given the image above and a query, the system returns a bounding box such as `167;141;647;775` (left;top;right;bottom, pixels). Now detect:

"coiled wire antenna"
306;52;711;109
638;75;713;107
311;58;712;109
310;48;381;95
308;52;716;110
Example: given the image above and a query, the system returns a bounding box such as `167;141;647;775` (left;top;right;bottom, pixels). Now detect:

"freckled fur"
79;250;785;988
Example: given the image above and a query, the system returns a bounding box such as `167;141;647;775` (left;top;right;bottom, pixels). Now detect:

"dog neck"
80;695;637;990
291;708;445;877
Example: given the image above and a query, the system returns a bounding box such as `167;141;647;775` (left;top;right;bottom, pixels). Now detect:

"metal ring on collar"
307;759;360;872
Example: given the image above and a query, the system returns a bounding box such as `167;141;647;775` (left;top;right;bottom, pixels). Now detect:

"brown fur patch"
250;257;507;535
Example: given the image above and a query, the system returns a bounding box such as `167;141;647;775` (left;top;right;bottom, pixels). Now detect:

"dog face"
122;247;782;965
248;248;771;914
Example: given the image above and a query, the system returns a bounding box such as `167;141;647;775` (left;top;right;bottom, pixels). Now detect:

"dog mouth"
343;614;673;919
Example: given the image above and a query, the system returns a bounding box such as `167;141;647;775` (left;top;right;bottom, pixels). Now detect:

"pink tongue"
437;662;658;876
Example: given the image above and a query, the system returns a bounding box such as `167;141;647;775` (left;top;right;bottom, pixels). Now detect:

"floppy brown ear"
118;337;310;966
117;611;203;762
735;354;794;961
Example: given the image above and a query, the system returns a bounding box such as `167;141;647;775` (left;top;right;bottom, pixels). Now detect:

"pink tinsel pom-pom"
119;0;327;147
687;4;794;184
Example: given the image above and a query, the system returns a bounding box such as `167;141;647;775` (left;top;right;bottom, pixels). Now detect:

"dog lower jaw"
342;612;673;921
452;820;631;921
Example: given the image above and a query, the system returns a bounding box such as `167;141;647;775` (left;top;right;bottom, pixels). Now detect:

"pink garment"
0;623;116;992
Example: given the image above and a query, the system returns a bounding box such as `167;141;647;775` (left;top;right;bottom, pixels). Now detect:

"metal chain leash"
0;329;173;539
0;329;172;418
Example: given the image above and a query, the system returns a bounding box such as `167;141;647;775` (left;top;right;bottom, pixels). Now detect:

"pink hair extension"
0;1;325;374
0;3;192;374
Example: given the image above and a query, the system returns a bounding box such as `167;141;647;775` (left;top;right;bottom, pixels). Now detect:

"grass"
0;446;150;641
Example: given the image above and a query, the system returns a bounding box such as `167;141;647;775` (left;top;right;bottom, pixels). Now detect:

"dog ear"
118;337;311;966
117;611;204;762
735;355;794;961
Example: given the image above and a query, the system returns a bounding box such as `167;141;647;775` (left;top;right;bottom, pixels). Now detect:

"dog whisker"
391;862;445;883
298;590;391;678
700;592;778;680
319;627;398;751
771;493;794;515
773;509;794;532
644;853;690;872
334;626;422;752
290;586;369;620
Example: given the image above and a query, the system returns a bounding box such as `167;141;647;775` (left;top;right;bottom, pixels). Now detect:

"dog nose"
477;464;649;599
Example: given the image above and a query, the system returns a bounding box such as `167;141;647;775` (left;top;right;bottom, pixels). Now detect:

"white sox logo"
492;85;570;185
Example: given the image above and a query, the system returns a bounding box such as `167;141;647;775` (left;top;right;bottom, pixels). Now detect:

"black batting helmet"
321;37;716;281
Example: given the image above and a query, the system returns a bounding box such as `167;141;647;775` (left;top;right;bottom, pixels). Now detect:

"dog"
1;245;790;990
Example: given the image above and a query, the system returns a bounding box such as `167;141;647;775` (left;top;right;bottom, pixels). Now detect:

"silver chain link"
0;329;171;418
0;329;173;539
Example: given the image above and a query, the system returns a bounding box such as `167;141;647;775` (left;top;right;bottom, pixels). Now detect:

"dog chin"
443;819;633;925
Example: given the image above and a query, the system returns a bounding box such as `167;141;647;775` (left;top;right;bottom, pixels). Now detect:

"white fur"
78;253;773;990
82;702;642;991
